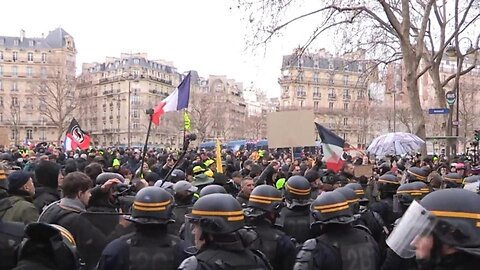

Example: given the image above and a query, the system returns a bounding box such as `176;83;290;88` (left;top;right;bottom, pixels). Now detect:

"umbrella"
367;132;425;157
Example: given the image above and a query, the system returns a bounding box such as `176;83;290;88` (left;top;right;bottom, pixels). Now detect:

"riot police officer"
381;181;430;270
277;175;312;245
245;185;296;270
295;190;380;270
405;167;429;184
97;187;187;270
370;173;401;231
387;189;480;269
442;172;463;189
178;193;270;270
198;184;227;197
171;181;198;236
13;222;83;270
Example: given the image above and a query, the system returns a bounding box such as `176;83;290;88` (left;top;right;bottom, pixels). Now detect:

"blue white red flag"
152;72;191;125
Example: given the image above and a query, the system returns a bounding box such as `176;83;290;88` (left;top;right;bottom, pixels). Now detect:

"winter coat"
33;186;60;213
0;192;39;225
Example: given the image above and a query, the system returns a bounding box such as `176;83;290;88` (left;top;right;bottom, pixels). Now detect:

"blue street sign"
428;108;450;114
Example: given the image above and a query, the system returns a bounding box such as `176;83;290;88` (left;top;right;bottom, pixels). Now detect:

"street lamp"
122;72;139;148
444;37;477;155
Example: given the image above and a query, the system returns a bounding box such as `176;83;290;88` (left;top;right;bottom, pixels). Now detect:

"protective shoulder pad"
178;256;198;270
294;239;317;270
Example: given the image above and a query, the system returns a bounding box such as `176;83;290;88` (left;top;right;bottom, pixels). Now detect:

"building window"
343;117;348;126
344;103;349;111
12;66;17;77
27;52;33;62
41;53;47;62
328;88;336;99
41;67;47;79
26;66;33;77
0;66;2;76
344;75;349;86
12;52;18;62
329;102;334;110
313;87;320;98
357;90;364;99
296;86;305;97
13;40;19;46
134;59;140;64
343;133;347;140
313;73;319;83
0;51;3;60
328;61;334;70
299;100;304;107
26;129;33;140
11;97;18;106
11;130;17;140
0;97;3;107
343;89;351;100
0;81;2;91
29;40;34;47
132;110;140;119
11;82;17;91
314;101;319;110
298;71;304;81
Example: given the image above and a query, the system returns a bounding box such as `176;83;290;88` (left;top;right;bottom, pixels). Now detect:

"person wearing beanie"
0;171;39;224
33;160;61;213
0;165;9;200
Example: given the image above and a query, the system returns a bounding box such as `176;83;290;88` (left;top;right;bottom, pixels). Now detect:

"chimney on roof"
20;29;25;42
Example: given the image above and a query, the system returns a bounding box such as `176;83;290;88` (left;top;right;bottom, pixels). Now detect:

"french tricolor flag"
152;72;191;125
315;122;345;173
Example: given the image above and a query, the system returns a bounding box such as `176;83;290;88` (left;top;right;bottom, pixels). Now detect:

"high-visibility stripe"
354;190;365;195
133;205;166;211
250;195;282;201
408;171;427;180
191;210;244;217
430;210;480;220
51;225;76;246
285;183;311;195
397;189;423;194
227;215;245;221
346;198;359;204
410;192;423;196
314;201;348;210
249;198;274;204
444;177;463;183
419;188;430;193
134;200;171;207
378;179;400;185
320;205;349;213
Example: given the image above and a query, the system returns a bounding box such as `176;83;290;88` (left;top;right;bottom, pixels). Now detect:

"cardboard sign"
267;110;316;148
354;164;374;177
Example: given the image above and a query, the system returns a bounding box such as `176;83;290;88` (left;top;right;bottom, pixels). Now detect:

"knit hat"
8;171;31;191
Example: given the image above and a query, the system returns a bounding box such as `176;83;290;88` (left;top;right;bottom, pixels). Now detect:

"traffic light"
475;130;480;142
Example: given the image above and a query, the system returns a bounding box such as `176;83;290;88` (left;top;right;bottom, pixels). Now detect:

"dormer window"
29;40;34;47
133;59;140;65
13;39;19;46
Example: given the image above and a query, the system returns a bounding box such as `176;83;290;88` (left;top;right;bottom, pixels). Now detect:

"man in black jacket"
33;160;61;213
38;172;130;270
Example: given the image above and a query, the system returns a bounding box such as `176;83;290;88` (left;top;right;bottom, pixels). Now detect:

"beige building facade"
278;49;374;148
0;28;76;146
76;53;184;148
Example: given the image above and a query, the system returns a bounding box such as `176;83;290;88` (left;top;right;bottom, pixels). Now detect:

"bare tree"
189;91;215;142
236;0;480;153
458;80;479;149
7;100;21;146
35;69;77;142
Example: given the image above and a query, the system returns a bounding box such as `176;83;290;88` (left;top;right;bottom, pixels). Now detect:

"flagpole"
139;108;154;178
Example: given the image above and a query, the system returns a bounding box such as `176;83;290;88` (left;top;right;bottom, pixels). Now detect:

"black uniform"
179;240;270;270
96;227;187;270
370;197;399;231
278;206;312;245
0;221;24;270
250;219;296;270
32;186;60;213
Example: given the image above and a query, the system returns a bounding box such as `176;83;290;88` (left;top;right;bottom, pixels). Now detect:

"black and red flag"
64;118;90;151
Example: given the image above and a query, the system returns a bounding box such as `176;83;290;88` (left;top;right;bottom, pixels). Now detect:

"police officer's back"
295;191;380;270
277;176;312;245
0;220;24;270
245;185;296;270
13;222;82;270
370;173;401;231
171;180;197;236
97;186;187;270
179;193;270;270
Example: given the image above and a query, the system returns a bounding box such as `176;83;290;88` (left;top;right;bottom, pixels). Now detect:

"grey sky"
0;0;333;97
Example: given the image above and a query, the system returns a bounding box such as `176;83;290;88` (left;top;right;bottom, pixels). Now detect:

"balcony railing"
328;94;337;100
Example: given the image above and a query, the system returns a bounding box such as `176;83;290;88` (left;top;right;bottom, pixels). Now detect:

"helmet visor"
386;200;437;258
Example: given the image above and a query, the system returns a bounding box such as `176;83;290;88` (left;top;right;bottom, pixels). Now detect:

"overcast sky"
0;0;334;97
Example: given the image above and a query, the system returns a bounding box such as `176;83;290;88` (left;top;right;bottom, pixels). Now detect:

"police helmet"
170;169;186;183
247;184;283;214
377;173;400;193
284;175;311;206
95;172;126;185
126;186;175;224
199;184;227;197
334;187;359;214
443;172;463;188
310;191;354;225
186;193;244;234
406;167;428;183
17;223;82;270
463;175;480;193
396;181;429;206
344;182;368;205
420;189;480;252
